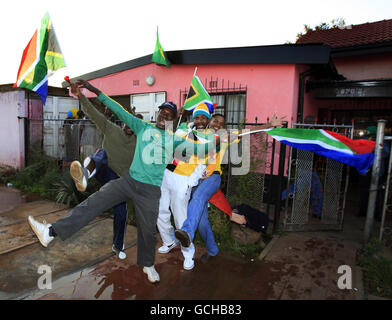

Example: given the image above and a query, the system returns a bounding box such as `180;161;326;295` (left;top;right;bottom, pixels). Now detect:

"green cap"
366;126;377;136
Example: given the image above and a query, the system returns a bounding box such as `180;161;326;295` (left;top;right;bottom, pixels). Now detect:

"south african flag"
183;75;213;111
152;28;170;68
14;12;66;104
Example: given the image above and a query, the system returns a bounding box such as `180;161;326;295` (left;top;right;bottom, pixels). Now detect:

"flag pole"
176;66;198;130
237;128;272;137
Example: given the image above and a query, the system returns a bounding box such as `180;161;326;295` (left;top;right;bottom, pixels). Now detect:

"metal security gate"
27;118;104;162
225;128;275;210
283;123;353;231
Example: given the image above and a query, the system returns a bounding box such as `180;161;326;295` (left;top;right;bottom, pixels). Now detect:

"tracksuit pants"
52;172;161;267
157;169;195;260
90;149;127;251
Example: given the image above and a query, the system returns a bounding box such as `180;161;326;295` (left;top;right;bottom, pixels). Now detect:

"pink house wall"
83;63;299;125
333;52;392;81
79;63;303;176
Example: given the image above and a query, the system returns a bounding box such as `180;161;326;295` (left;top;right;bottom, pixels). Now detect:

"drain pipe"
364;120;387;243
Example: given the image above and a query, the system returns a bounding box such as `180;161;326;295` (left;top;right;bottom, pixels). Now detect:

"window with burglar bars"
211;94;246;129
180;77;247;129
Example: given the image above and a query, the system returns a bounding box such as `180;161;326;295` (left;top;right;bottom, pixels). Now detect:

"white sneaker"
28;216;54;247
158;239;179;254
83;157;96;179
143;266;160;283
183;257;194;270
112;244;127;259
70;161;88;192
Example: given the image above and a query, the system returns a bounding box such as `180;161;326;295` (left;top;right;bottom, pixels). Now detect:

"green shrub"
51;171;81;207
225;172;264;208
193;206;267;260
357;239;392;298
11;162;46;188
9;146;61;195
0;165;17;185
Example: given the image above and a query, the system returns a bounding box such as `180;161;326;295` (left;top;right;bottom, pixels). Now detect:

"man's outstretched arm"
249;114;286;131
70;83;112;134
76;80;144;135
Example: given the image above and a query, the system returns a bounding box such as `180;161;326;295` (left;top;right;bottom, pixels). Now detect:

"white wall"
131;92;166;122
0;92;79;169
0;90;25;169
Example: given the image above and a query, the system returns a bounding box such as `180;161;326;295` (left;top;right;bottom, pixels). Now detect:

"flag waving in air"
152;28;170;68
183;74;213;112
261;128;376;175
14;12;66;104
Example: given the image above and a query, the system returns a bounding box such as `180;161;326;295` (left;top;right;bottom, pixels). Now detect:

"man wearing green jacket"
68;93;140;260
28;80;223;283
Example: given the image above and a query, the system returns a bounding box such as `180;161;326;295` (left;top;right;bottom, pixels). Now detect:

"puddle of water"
29;253;276;300
0;186;43;213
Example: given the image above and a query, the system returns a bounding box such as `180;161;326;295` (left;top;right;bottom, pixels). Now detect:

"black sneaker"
174;229;191;248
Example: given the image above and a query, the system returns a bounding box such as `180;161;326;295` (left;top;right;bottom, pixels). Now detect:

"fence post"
364;120;387;243
379;137;392;241
25;91;31;167
273;122;288;233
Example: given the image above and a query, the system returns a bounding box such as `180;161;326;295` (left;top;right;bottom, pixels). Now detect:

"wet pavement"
23;244;259;300
0;186;40;213
0;187;138;300
21;231;362;300
0;218;138;300
0;186;369;300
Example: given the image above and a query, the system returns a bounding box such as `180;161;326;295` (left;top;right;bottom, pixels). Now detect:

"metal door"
283;123;353;231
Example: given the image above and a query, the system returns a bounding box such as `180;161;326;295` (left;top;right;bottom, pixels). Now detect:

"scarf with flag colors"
152;28;170;67
14;12;66;104
183;75;213;111
264;128;376;175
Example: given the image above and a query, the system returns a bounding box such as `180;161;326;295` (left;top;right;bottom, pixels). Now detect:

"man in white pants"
157;103;212;270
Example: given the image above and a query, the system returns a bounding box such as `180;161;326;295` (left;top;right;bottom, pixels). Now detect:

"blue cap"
67;111;73;118
159;101;177;117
